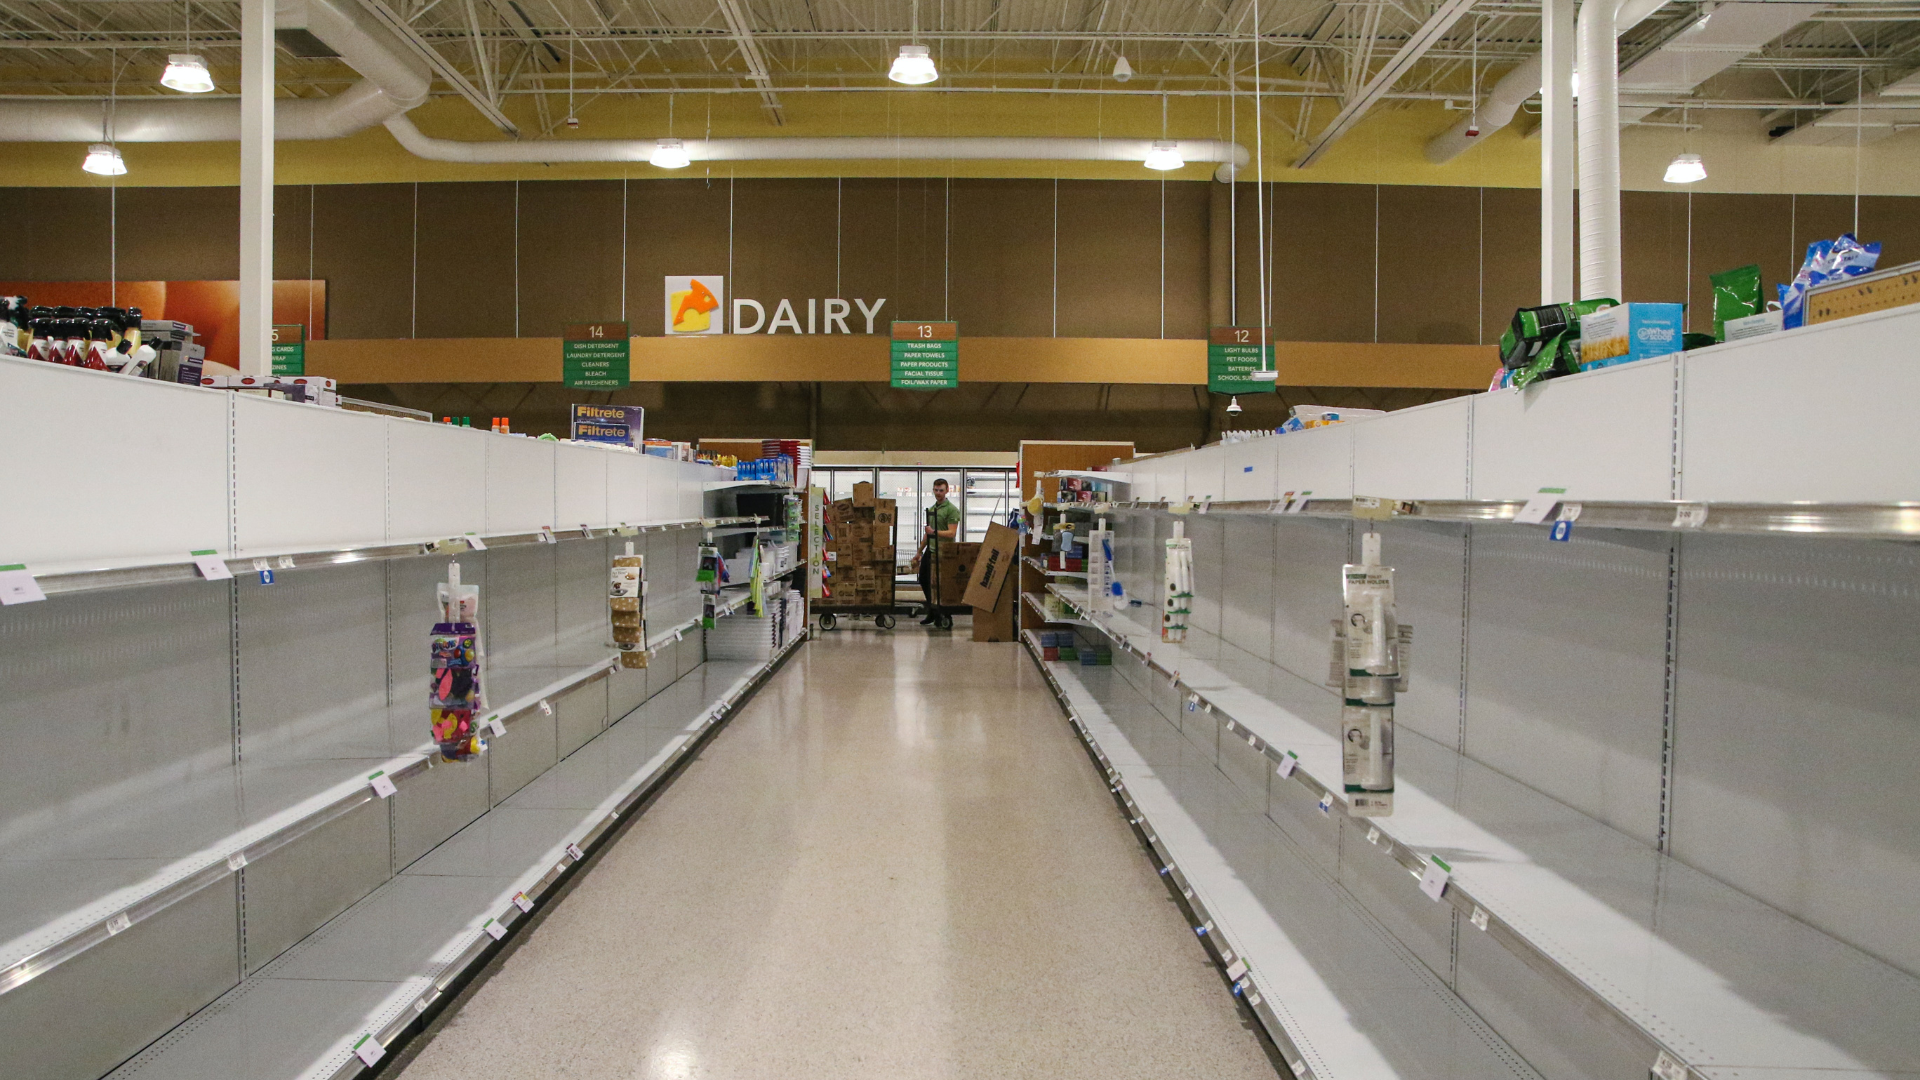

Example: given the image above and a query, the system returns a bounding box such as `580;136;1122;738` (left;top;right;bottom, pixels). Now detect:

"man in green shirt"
914;478;962;624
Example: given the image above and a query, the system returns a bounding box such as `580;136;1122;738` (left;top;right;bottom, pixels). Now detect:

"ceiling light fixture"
1113;55;1133;82
83;143;127;176
889;44;938;85
1143;140;1184;171
1664;151;1706;184
1225;396;1243;416
1692;2;1715;32
161;53;215;93
650;138;690;168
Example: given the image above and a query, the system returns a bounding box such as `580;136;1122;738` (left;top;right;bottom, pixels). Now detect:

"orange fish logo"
664;276;724;334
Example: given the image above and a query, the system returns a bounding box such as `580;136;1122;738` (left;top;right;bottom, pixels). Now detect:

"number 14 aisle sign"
891;322;958;389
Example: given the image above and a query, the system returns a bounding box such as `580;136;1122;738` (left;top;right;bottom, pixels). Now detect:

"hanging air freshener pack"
610;543;648;668
431;561;487;761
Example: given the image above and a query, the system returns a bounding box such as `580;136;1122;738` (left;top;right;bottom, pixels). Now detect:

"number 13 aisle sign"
891;322;958;389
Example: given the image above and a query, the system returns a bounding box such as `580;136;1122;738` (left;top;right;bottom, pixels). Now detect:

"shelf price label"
563;321;630;389
270;324;305;377
0;564;45;605
1207;327;1277;395
890;321;958;389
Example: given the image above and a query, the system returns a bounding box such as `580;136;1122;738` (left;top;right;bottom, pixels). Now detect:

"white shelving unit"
1027;307;1920;1080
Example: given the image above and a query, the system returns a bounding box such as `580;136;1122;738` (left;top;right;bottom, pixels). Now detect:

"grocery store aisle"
393;631;1277;1080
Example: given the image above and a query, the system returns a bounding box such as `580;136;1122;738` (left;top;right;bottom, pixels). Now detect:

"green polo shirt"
927;498;962;555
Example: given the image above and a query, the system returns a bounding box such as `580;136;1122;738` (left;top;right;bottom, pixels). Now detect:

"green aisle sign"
891;321;958;389
270;324;305;376
1208;327;1276;395
563;321;630;389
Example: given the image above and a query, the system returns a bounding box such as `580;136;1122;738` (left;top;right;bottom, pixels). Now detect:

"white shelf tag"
191;551;233;580
1288;1056;1303;1075
565;843;584;861
0;566;46;606
368;771;397;799
1366;826;1381;845
1557;502;1583;522
466;534;487;551
1225;959;1248;982
1277;752;1298;778
1652;1051;1688;1080
228;851;248;872
106;912;131;936
538;699;553;717
674;628;684;642
352;1035;385;1067
482;918;506;941
512;892;533;913
487;715;506;737
1247;734;1259;749
539;526;556;544
1470;905;1490;931
1673;504;1709;529
1420;857;1452;901
1513;487;1566;525
252;558;271;573
414;996;430;1013
1317;793;1333;814
277;555;296;570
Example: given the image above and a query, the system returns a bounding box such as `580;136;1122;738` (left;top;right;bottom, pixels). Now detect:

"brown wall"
10;179;1920;350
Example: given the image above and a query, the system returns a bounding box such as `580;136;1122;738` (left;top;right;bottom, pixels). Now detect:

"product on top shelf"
1497;298;1617;390
1780;233;1881;329
1278;404;1385;433
1710;264;1763;341
1576;303;1684;371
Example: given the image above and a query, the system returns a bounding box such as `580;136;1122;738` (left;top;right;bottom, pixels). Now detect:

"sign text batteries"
1207;327;1276;395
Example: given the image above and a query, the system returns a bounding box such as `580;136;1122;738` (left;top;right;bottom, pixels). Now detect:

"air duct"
1579;0;1623;301
384;118;1253;182
1425;0;1668;164
0;0;427;142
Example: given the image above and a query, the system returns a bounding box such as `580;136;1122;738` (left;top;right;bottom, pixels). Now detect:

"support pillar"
238;0;274;377
1541;0;1576;304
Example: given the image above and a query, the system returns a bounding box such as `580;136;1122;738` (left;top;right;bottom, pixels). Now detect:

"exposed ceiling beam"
353;0;519;134
714;0;783;125
1294;0;1478;167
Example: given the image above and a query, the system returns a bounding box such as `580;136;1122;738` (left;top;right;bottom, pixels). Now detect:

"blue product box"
1576;303;1684;371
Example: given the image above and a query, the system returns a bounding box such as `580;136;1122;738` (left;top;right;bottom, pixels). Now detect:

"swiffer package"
1710;264;1762;341
431;561;487;762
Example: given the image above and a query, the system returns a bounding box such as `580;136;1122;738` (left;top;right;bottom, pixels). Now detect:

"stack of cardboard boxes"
825;482;899;608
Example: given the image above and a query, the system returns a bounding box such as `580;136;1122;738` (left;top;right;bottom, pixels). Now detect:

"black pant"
917;547;938;609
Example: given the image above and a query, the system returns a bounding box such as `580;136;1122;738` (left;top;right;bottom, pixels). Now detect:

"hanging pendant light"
161;53;215;93
889;44;938;84
83;143;127;176
1143;140;1184;171
1664;152;1707;184
650;138;690;168
1112;55;1133;82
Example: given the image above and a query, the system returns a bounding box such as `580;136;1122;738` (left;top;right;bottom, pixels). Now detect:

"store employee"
914;478;962;624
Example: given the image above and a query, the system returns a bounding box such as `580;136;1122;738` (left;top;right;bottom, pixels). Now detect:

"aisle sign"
563;321;630;389
270;324;305;377
891;321;958;389
1207;327;1276;395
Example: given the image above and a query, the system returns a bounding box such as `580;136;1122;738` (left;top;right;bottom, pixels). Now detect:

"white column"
1540;0;1576;304
1576;0;1622;302
238;0;274;377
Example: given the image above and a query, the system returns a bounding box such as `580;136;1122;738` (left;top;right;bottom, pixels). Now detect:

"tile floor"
394;630;1278;1080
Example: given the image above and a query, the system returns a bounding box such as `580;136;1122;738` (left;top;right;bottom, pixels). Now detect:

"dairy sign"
664;276;887;335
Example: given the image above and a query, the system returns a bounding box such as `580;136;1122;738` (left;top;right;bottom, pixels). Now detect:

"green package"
1504;299;1617;389
1710;264;1761;341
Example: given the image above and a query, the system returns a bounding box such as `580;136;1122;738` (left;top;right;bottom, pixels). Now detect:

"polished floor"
394;630;1278;1080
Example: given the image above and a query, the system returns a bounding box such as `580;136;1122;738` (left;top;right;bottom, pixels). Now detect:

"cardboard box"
1577;303;1684;371
874;500;896;528
930;541;979;605
830;499;854;521
852;481;876;507
963;522;1021;611
972;572;1018;641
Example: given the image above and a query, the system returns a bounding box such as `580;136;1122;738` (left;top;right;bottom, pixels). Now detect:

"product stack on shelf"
201;373;341;407
0;298;205;383
823;482;897;607
760;438;812;490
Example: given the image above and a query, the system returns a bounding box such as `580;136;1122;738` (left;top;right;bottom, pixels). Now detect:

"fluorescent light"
83;143;126;176
1143;140;1184;171
650;138;690;169
1664;152;1707;184
1112;55;1133;82
160;53;215;94
889;44;938;85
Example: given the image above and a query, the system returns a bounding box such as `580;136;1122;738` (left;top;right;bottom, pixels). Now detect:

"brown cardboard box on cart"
971;572;1018;641
874;499;896;529
931;541;979;606
962;522;1021;611
852;481;876;508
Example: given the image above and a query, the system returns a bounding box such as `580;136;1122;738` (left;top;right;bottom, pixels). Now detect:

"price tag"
1281;490;1312;514
538;699;553;717
512;892;533;913
228;850;248;871
674;628;684;642
466;534;487;551
414;996;430;1013
487;715;506;737
565;842;584;861
1247;734;1259;750
1317;792;1333;814
539;526;556;544
1277;752;1298;778
1366;826;1381;845
1652;1051;1688;1080
1470;905;1490;931
278;555;296;570
1225;958;1248;981
0;565;46;605
106;912;131;935
482;918;506;941
1186;695;1198;713
1548;520;1574;543
1513;487;1566;525
191;550;233;580
1673;504;1709;529
1557;502;1583;522
1420;856;1452;901
352;1035;385;1067
368;771;397;799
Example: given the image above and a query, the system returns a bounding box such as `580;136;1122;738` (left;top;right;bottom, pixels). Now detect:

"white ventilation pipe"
385;118;1252;181
1425;0;1668;164
1579;0;1624;301
0;0;427;142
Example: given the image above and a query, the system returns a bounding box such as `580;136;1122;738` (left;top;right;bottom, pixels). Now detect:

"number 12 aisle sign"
891;322;958;389
1208;327;1276;395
